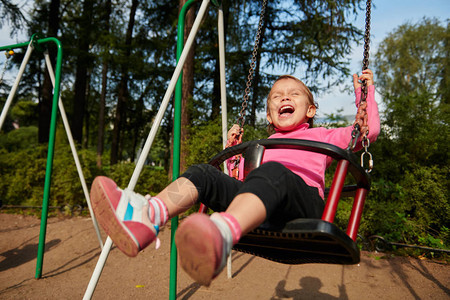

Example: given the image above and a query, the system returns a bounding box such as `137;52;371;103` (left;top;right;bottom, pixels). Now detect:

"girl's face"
266;78;316;132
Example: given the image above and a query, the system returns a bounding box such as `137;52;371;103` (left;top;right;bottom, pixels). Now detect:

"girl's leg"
176;162;323;286
90;164;239;258
175;193;267;286
89;175;201;258
224;192;266;235
155;177;198;218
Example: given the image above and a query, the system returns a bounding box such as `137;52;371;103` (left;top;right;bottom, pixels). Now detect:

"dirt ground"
0;213;449;300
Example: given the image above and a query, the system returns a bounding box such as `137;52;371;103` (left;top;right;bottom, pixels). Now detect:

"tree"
96;0;112;168
72;0;95;144
195;0;366;127
38;0;61;144
0;0;27;36
175;0;196;174
373;18;449;176
110;0;139;165
368;18;449;245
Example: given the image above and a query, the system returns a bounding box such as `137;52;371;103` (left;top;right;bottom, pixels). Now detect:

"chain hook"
361;137;373;173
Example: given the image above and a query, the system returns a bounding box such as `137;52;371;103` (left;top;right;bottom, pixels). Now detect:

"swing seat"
207;138;370;265
234;219;359;264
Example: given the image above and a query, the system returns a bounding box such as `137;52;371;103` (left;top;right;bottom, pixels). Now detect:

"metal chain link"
355;0;373;173
238;0;268;130
360;0;371;104
349;1;372;153
360;0;372;173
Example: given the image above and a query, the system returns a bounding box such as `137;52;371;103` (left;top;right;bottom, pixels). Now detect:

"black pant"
180;162;324;228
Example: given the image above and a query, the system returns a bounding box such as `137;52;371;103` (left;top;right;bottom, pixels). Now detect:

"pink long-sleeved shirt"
228;85;380;199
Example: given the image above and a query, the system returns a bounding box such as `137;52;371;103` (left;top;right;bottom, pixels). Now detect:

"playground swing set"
0;34;104;279
0;0;373;299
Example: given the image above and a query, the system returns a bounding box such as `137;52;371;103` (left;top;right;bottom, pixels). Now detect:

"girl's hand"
227;124;242;140
353;69;374;90
226;124;243;148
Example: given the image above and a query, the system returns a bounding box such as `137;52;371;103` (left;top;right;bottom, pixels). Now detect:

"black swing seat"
234;219;359;265
207;138;370;265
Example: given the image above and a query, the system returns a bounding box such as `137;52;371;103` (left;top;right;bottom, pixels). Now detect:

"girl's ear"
306;105;316;118
266;111;273;124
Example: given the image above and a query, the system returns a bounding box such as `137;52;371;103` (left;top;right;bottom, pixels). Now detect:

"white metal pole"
218;5;233;280
218;6;228;156
82;237;113;300
0;43;34;130
83;1;211;298
44;51;104;250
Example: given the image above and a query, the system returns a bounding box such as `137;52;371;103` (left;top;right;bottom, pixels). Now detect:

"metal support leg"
83;1;211;298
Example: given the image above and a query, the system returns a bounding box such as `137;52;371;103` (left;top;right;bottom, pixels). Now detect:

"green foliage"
107;162;169;196
185;118;223;166
0;126;38;151
348;17;450;253
400;165;449;235
0;131;169;209
185;117;269;168
10;100;39;127
0;145;47;206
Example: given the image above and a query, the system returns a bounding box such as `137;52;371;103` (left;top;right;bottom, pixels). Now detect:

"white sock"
145;196;169;227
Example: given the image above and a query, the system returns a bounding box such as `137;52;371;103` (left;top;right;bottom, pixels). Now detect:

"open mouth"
278;105;295;117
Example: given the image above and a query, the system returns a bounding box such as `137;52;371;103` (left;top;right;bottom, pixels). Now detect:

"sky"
0;0;449;117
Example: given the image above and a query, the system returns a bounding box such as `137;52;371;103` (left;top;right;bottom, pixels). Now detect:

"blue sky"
1;0;449;117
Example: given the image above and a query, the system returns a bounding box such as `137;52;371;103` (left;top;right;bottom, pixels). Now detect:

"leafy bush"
0;126;38;151
0;128;170;210
108;162;170;196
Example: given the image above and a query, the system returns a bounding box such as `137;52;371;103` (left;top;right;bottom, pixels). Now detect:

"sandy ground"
0;213;449;299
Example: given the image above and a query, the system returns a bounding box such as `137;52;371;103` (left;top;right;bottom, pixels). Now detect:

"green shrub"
108;162;170;196
0;141;169;210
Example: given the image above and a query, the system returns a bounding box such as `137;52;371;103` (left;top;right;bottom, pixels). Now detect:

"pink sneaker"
175;213;231;286
90;176;158;257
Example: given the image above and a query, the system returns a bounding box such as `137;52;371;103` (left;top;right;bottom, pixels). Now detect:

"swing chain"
0;50;14;85
360;0;371;103
238;0;268;130
349;0;373;173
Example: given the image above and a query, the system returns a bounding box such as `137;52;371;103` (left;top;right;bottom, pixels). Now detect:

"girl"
90;69;379;286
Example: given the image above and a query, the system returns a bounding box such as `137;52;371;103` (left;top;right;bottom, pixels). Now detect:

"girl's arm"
353;69;380;145
225;125;245;180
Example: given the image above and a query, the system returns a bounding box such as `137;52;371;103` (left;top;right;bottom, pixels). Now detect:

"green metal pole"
169;1;198;299
0;42;30;51
33;37;63;279
0;36;63;279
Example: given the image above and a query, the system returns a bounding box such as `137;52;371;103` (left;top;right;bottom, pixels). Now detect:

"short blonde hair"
267;75;318;134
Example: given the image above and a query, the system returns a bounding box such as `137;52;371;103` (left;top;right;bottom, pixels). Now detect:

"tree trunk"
180;1;195;173
38;0;60;143
169;0;196;178
110;0;139;165
96;0;112;168
72;0;94;145
83;70;91;148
